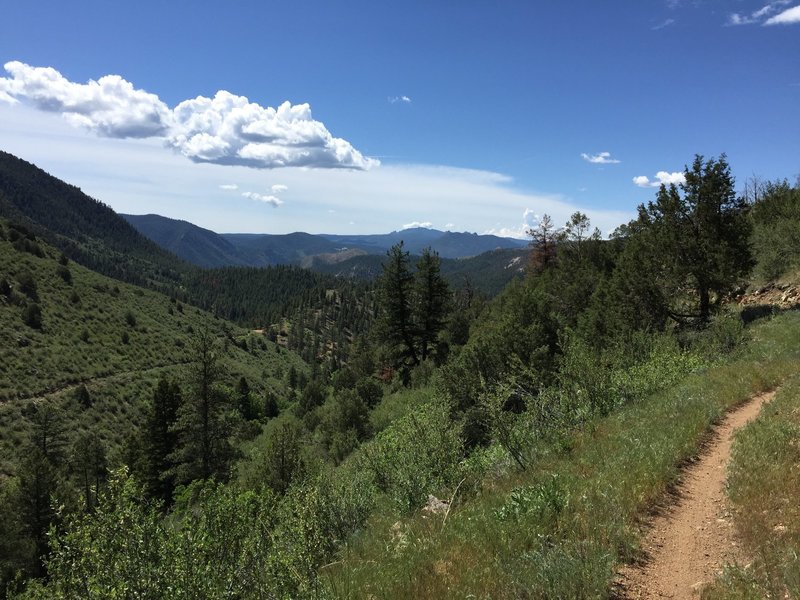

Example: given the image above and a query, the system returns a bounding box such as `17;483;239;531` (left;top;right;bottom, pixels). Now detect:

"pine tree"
236;376;256;420
376;242;418;369
171;328;235;484
143;378;181;503
16;447;58;577
527;214;561;273
70;432;107;510
412;247;450;362
635;154;752;323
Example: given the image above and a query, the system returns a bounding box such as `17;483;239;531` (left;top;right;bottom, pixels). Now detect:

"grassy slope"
703;373;800;599
322;312;800;599
0;221;308;475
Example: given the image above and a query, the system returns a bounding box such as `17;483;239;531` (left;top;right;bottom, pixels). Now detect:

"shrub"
74;384;92;408
22;302;42;329
16;270;38;300
357;398;463;512
56;265;72;284
355;377;383;408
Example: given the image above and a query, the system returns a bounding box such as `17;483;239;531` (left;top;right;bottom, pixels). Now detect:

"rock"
422;494;449;515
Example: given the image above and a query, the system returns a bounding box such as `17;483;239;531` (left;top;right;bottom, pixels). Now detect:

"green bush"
16;270;37;301
21;302;42;329
357;398;463;512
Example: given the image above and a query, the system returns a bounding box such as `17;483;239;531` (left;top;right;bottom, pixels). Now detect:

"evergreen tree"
286;365;298;390
172;329;235;484
527;214;561;273
635;154;752;323
74;384;92;408
16;406;67;578
263;391;279;419
16;447;58;577
143;378;181;503
376;242;418;369
69;432;107;511
0;477;33;593
28;403;66;466
236;376;257;420
412;248;450;362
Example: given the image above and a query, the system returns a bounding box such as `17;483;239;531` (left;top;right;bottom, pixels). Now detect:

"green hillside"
0;151;190;290
0;218;307;475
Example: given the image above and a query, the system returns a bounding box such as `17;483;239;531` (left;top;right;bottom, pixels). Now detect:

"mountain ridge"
122;212;528;268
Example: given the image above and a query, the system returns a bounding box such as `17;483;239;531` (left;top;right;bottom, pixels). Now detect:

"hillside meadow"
0;219;307;475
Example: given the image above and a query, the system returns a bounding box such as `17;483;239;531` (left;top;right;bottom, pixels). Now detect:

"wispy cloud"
652;18;676;30
389;95;412;104
581;151;621;165
270;184;288;193
242;191;284;207
728;0;793;25
0;61;378;170
632;171;686;188
219;183;238;190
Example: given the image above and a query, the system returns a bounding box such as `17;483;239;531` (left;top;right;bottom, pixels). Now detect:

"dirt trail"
616;390;775;599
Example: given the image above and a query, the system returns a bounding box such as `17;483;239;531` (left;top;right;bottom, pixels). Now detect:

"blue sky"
0;0;798;236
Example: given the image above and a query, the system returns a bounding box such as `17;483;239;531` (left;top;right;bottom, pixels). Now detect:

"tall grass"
322;312;800;599
703;374;800;599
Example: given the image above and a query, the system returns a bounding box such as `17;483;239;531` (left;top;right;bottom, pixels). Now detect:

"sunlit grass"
703;373;800;599
323;312;800;599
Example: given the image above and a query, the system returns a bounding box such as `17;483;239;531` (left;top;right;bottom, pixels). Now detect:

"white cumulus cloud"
389;95;412;104
581;151;621;164
765;4;800;24
219;183;238;190
401;221;432;230
242;191;284;207
0;61;377;170
270;184;288;193
0;61;169;138
632;171;686;188
484;208;540;239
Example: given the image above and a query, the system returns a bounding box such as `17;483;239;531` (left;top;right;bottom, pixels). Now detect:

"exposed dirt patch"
616;390;776;599
738;283;800;310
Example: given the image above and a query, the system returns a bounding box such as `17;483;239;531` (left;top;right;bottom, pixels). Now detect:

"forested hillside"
0;152;189;290
2;154;800;598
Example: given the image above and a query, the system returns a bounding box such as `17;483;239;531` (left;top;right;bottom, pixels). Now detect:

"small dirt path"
616;390;775;599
